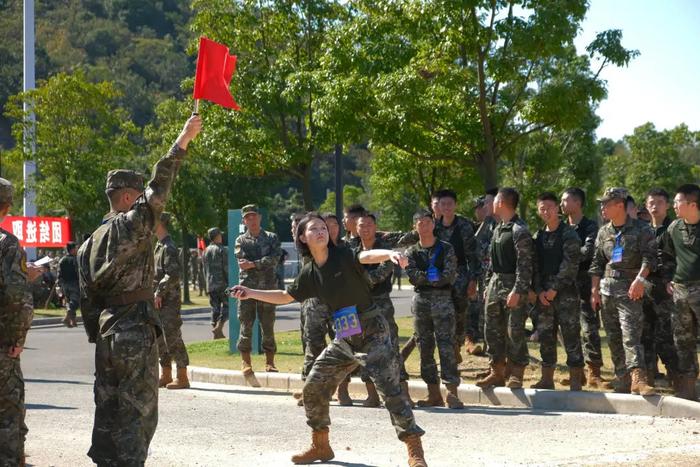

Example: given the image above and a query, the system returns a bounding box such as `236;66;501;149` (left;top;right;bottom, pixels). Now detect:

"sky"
575;0;700;141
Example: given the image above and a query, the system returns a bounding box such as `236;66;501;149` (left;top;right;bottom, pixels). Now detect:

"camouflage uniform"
300;296;334;379
58;251;80;322
533;223;584;369
469;216;496;341
435;216;480;346
484;215;534;367
568;216;603;367
405;239;460;385
660;219;700;378
0;178;33;466
78;144;185;465
589;216;657;376
203;238;229;326
154;229;188;369
234;227;281;353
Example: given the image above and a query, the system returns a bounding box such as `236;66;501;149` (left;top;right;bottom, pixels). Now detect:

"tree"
4;71;140;238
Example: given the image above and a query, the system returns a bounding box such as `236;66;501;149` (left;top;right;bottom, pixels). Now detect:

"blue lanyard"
429;242;442;267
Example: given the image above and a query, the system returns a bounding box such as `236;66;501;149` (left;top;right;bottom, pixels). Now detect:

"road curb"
187;366;700;420
32;306;209;327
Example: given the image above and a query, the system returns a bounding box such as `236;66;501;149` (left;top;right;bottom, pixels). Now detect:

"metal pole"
23;0;37;260
334;144;343;226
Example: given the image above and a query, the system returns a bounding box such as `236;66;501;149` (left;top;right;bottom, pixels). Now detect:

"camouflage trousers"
642;289;678;375
484;274;529;367
577;275;603;367
452;269;469;345
600;292;645;376
89;323;159;466
671;282;700;378
157;298;189;368
208;289;229;325
412;291;460;385
467;276;487;342
63;283;80;319
237;299;276;353
361;295;407;383
535;285;584;368
303;310;424;440
0;353;26;467
300;297;333;380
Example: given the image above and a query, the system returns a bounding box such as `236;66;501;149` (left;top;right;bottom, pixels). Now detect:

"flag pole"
193;99;200;115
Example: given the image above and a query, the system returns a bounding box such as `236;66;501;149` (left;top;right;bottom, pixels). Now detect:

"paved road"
20;288;700;466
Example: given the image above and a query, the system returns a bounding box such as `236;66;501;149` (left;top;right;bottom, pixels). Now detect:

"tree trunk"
301;163;314;210
181;225;192;305
479;152;499;191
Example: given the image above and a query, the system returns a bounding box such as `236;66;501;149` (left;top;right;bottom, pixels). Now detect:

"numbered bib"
333;305;362;339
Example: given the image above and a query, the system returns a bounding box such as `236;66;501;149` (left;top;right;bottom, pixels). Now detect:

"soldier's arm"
234;236;244;260
638;225;656;278
385;230;419;248
551;232;581;291
580;220;598;263
366;259;394;285
462;222;481;280
512;224;534;295
531;232;542;294
588;229;606;278
254;234;281;271
404;248;428;286
1;241;33;347
659;227;677;282
484;235;494;286
156;245;181;297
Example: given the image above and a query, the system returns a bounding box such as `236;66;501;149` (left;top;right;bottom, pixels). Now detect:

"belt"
414;287;452;295
358;305;382;323
604;269;637;279
493;272;516;277
98;288;154;308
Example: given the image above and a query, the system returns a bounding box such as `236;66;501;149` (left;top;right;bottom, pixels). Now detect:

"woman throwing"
230;212;427;466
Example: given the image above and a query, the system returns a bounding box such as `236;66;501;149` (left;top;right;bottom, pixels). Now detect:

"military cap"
413;209;434;223
241;204;259;217
0;177;13;204
208;227;222;240
105;169;145;193
474;196;486;209
159;212;172;226
597;187;629;204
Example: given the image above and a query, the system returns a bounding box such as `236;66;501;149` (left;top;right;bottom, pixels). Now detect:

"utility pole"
24;0;37;260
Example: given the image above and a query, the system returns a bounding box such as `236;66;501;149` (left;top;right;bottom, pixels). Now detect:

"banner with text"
0;216;71;248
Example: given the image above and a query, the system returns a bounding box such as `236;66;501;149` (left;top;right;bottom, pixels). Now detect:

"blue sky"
575;0;700;140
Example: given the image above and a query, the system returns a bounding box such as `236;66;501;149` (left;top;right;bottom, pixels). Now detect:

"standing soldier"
476;188;534;389
660;184;700;400
154;212;190;390
469;192;497;351
203;227;228;339
58;241;80;328
530;192;585;390
342;204;366;249
234;204;282;374
561;188;609;388
405;209;464;409
78;116;202;465
435;190;481;361
642;189;679;387
589;187;657;396
0;178;34;467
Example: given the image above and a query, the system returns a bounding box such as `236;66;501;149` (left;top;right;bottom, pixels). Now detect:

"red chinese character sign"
0;216;71;248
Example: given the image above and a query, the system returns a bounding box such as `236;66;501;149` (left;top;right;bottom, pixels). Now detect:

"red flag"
193;37;240;110
197;237;206;251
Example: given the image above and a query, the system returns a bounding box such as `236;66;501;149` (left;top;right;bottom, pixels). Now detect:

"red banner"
0;216;71;248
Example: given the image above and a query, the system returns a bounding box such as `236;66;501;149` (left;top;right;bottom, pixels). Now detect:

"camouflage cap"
208;227;222;240
105;169;145;193
241;204;259;217
0;178;13;204
159;212;172;227
597;187;629;204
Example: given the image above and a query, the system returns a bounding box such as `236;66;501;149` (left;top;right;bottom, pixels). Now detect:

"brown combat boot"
445;384;464;409
336;380;353;406
613;372;631;393
291;428;335;464
401;381;416;408
212;321;226;339
506;364;526;389
675;376;698;401
464;336;484;356
569;367;584;391
454;343;463;364
166;367;190;390
158;365;173;388
404;434;428;467
417;383;444;407
531;366;555;389
265;351;279;372
476;360;506;388
362;382;381;407
401;336;417;361
631;368;657;396
62;314;73;328
241;352;254;376
587;363;612;388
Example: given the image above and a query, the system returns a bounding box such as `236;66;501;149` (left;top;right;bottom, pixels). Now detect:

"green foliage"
317;184;367;215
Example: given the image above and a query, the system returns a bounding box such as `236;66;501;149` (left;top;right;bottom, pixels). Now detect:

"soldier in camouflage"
476;187;534;390
469;193;497;351
589;187;657;396
405;209;464;409
203;227;228;339
58;241;80;328
342;204;366;249
0;178;35;467
531;192;585;390
154;212;190;390
78;115;201;465
234;204;282;374
659;184;700;400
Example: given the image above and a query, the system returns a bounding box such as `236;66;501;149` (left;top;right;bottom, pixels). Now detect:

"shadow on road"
190;386;293;397
26;378;91;386
325;461;378;467
415;405;562;417
26;403;77;410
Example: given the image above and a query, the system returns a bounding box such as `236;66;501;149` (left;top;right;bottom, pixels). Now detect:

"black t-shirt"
286;246;372;313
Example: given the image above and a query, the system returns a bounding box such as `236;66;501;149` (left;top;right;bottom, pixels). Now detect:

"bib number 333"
333;305;362;339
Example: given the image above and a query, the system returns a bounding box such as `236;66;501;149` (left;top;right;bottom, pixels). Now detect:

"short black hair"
290;212;304;223
437;189;457;202
497;187;520;209
321;212;339;223
646;188;670;202
66;241;77;252
537;192;558;204
344;204;366;216
413;209;434;223
677;184;700;206
626;195;636;209
485;188;498;197
430;191;442;200
563;187;585;206
358;212;377;224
